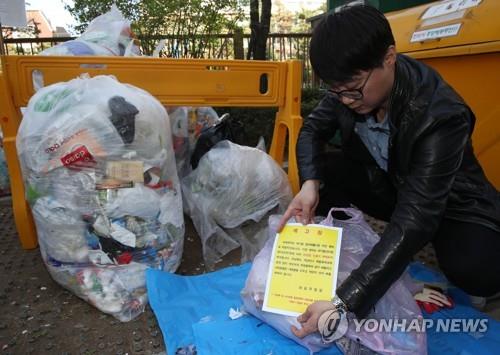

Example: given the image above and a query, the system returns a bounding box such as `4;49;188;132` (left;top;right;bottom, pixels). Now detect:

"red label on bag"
116;252;133;265
61;145;96;170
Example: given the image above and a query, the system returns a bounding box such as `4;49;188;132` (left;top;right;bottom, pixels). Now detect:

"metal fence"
3;33;319;87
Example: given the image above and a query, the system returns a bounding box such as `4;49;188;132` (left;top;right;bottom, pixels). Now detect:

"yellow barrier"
0;55;303;249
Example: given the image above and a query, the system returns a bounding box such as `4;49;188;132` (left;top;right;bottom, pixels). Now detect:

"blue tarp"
146;262;500;355
408;263;500;355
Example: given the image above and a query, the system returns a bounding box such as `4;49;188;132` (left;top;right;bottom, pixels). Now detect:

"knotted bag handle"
324;207;364;225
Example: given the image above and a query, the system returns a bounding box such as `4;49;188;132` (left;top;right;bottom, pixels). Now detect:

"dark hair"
309;5;395;84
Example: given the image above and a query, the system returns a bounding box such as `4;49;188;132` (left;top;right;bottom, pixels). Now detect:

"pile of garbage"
182;141;292;268
17;74;184;321
14;4;298;322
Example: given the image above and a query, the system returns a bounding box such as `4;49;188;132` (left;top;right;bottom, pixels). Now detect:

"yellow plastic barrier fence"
0;55;303;249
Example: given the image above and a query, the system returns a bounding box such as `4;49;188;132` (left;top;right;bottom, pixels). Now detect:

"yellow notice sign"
262;223;342;316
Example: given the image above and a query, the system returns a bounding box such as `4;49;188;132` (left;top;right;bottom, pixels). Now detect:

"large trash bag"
242;209;427;354
182;140;292;268
40;5;140;57
17;74;184;321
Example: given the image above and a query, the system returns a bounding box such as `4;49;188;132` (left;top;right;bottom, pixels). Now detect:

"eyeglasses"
328;69;373;100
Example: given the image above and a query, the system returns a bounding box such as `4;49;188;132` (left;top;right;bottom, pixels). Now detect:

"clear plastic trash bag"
241;208;427;354
17;74;184;321
182;140;292;268
40;5;140;57
34;5;140;91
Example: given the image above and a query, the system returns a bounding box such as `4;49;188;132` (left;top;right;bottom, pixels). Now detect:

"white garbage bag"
17;74;184;321
40;5;140;57
182;140;292;268
34;6;140;91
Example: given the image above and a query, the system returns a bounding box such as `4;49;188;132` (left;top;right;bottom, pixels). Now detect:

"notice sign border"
263;223;342;317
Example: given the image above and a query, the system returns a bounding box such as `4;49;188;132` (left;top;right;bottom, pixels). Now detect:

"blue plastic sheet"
408;263;500;355
146;263;341;355
146;264;252;355
147;262;500;355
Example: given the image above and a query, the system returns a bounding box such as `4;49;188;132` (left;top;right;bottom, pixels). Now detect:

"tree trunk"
247;0;272;60
233;27;244;59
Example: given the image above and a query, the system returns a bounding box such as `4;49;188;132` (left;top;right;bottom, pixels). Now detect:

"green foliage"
222;106;277;147
65;0;248;56
301;87;325;117
219;87;326;147
292;3;327;32
272;0;326;33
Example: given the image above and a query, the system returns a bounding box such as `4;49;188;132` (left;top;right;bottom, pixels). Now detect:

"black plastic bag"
190;113;245;169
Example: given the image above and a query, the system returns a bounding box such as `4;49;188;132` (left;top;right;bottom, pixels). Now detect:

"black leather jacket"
297;54;500;318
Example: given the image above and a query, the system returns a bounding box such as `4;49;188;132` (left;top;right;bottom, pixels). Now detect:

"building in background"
3;9;70;39
1;9;70;55
26;9;52;37
25;10;70;37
